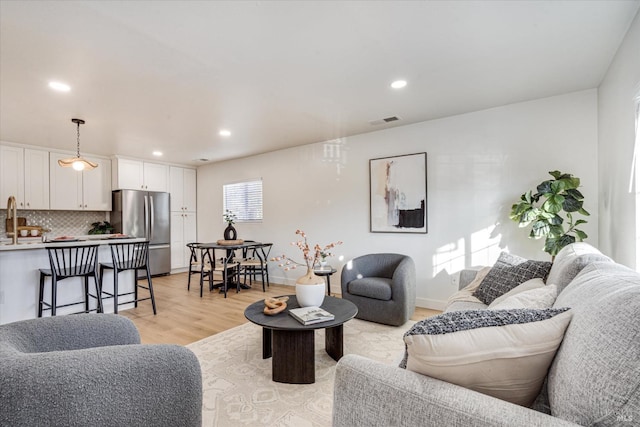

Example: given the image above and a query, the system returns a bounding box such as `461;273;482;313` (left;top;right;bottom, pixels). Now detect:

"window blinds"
223;179;263;222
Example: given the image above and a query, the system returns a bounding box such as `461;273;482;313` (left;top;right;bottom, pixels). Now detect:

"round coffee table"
244;295;357;384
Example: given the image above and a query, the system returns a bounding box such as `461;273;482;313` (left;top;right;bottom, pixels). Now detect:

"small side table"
314;266;337;295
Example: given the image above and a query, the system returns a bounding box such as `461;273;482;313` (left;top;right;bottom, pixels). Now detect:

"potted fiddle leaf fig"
509;170;589;257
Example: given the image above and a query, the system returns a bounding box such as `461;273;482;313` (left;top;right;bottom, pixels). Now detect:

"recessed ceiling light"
49;81;71;92
390;80;407;89
219;129;231;137
152;151;163;157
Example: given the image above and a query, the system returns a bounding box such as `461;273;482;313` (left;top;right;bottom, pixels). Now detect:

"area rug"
187;318;414;427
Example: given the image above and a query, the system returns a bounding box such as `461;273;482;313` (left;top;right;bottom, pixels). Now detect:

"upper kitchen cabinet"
0;145;49;209
49;152;112;211
112;158;168;192
169;166;196;212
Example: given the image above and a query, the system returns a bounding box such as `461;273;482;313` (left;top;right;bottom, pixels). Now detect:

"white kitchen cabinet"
0;145;49;209
49;152;112;211
82;159;112;210
169;166;196;212
112;158;168;192
144;162;169;191
171;211;197;270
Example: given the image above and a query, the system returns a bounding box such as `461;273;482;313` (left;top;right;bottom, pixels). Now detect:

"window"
223;179;263;222
635;90;640;270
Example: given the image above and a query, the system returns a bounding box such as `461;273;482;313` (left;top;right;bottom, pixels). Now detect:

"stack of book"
289;306;335;325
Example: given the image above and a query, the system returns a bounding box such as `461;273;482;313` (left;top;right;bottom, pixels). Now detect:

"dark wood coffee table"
244;295;357;384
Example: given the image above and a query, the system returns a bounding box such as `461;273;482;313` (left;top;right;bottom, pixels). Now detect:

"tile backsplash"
0;210;108;237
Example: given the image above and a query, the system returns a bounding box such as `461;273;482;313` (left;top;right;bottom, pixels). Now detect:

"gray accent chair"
0;314;202;427
341;253;416;326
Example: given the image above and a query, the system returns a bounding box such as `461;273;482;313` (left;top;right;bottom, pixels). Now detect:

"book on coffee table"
289;306;335;325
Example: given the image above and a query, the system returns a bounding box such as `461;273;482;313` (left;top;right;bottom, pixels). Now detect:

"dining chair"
239;243;272;291
38;244;102;317
186;242;204;292
99;241;157;314
201;247;241;298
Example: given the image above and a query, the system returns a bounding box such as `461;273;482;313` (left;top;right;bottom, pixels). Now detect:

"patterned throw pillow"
400;308;572;407
472;252;552;305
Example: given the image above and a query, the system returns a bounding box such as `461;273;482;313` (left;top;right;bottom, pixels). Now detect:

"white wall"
197;90;599;309
597;11;640;269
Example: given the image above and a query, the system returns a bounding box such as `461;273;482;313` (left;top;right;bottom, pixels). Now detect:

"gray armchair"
341;253;416;326
0;314;202;427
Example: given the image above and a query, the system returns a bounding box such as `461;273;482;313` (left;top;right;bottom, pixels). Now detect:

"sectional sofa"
333;243;639;426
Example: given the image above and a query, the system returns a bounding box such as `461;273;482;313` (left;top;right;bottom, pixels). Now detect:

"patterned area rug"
187;318;414;427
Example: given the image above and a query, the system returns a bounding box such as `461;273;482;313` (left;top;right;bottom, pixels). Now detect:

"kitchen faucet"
7;196;17;245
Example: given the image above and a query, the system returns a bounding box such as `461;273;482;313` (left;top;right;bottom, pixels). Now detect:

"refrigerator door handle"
143;195;150;239
150;195;155;241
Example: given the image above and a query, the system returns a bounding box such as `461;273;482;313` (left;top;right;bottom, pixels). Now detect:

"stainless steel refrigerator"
110;190;171;277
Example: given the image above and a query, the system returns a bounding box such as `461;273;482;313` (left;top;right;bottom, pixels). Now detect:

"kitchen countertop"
0;235;146;251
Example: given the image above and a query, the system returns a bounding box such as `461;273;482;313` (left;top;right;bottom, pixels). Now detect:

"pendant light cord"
76;121;81;158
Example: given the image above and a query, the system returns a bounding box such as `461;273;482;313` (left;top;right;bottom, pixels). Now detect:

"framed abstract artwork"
369;152;427;233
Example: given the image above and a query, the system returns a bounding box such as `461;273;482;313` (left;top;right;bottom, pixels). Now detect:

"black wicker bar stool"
38;244;102;317
99;240;157;315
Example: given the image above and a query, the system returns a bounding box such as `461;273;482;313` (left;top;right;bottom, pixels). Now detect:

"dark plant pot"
224;224;237;240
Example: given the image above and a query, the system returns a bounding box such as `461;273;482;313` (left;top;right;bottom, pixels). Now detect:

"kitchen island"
0;236;146;325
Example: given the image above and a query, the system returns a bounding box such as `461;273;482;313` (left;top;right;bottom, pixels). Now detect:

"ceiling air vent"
369;116;401;126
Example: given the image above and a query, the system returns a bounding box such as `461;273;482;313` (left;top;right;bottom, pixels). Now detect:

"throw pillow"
489;277;546;307
489;284;558;310
400;308;572;407
473;252;552;305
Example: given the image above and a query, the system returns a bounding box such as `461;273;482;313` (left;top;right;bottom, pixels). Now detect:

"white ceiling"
1;1;638;166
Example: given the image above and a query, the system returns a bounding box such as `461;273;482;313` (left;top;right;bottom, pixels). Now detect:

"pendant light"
58;118;98;171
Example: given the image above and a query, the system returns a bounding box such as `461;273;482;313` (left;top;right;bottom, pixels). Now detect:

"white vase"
295;283;326;307
295;268;326;307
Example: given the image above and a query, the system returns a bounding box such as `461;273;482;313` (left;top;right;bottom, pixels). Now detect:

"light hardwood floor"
120;272;441;345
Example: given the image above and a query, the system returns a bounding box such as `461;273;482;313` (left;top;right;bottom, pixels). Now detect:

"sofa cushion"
489;284;557;310
347;277;392;301
546;262;640;425
400;308;572;407
488;278;546;307
545;242;613;293
473;252;552;305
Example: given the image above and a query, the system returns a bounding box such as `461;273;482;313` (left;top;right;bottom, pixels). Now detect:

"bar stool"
38;244;102;317
99;241;157;315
